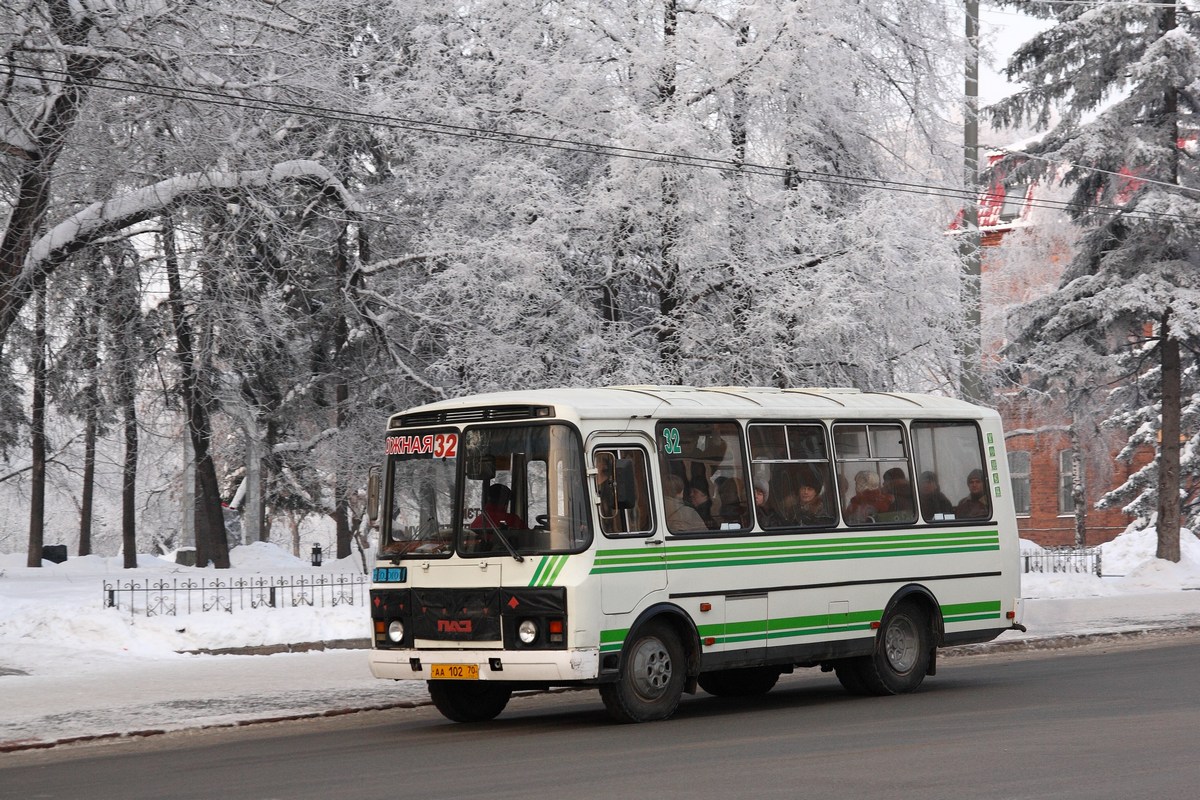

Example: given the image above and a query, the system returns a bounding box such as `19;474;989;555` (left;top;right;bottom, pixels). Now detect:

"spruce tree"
989;1;1200;560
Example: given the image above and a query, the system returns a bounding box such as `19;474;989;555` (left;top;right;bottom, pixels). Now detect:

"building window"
999;183;1029;222
1058;450;1076;515
1009;451;1030;516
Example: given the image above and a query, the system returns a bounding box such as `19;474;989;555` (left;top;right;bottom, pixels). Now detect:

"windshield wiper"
475;513;525;562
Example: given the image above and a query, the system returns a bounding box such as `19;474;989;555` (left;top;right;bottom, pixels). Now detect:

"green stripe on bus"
529;557;550;586
661;530;999;555
590;531;1000;575
592;542;999;568
591;545;999;574
592;534;998;566
544;555;569;586
604;599;1001;651
944;613;1003;624
941;600;1002;616
600;628;628;653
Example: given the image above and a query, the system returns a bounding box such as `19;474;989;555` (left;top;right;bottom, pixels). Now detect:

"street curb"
942;624;1200;656
177;638;370;656
4;626;1199;754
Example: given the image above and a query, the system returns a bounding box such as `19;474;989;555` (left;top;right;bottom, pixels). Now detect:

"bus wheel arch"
599;605;699;723
836;586;940;697
884;584;944;648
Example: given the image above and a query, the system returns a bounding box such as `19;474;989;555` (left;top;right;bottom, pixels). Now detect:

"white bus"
367;386;1023;723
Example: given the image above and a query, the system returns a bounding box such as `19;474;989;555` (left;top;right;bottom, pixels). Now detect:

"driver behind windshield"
470;483;527;538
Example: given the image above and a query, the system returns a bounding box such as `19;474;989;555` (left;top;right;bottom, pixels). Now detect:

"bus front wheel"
427;681;513;723
599;621;686;723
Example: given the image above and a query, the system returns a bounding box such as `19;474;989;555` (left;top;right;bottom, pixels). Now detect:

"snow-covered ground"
2;530;1199;750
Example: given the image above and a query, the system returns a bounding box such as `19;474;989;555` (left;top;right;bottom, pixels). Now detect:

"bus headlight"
518;619;539;645
387;620;405;643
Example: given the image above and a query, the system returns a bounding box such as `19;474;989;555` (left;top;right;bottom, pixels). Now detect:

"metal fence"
102;573;368;618
1021;547;1102;577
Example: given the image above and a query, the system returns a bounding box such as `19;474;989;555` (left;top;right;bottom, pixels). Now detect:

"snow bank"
0;543;369;658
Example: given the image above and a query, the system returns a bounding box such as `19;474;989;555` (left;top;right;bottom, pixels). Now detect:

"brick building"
975;154;1149;548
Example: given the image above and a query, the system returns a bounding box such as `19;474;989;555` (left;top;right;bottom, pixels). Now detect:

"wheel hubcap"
884;616;919;673
630;636;673;699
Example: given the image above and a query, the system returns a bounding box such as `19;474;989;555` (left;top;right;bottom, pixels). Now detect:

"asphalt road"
3;634;1198;800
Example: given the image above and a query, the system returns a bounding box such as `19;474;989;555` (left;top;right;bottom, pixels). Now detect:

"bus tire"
427;681;513;723
857;600;932;696
697;667;781;697
833;660;872;695
599;620;685;723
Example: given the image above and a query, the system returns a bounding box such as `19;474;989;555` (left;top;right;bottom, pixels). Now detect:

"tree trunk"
162;216;229;568
25;280;47;567
121;374;139;569
110;258;141;569
654;0;682;380
1156;313;1181;562
245;427;266;543
78;398;97;557
0;6;102;343
1069;420;1085;549
334;234;353;560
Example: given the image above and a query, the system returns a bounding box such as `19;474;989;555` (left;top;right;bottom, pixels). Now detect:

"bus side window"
594;448;653;536
834;423;916;526
751;422;837;531
911;422;990;522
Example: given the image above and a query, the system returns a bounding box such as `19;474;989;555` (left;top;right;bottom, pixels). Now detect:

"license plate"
430;663;479;680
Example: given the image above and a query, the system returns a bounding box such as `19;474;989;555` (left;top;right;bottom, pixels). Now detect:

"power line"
6;64;1199;227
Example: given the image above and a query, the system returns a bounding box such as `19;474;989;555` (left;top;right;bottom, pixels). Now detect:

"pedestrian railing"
102;573;367;617
1021;547;1102;577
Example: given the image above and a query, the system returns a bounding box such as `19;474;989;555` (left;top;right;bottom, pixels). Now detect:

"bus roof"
389;386;997;428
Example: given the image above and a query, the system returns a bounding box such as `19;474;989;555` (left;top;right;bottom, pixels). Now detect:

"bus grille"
393;405;553;428
412;588;502;642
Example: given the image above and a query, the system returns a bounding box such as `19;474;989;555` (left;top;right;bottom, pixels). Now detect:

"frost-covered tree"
988;0;1200;560
1;1;377;563
371;0;970;396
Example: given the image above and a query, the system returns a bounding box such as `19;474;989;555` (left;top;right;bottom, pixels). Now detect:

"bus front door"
590;438;666;615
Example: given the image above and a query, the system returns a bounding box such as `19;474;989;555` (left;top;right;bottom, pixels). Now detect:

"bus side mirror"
615;458;638;510
367;466;381;524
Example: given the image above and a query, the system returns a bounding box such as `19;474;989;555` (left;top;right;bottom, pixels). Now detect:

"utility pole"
960;0;985;403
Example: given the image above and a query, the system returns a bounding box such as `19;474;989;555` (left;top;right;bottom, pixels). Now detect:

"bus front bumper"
369;647;601;683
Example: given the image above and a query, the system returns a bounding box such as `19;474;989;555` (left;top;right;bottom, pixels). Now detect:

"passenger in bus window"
918;471;954;521
796;474;829;525
846;470;891;523
713;476;746;528
666;474;708;532
687;479;714;527
954;469;991;519
883;468;915;514
753;480;783;527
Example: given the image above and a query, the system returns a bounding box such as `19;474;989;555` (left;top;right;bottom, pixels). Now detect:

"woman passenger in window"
846;470;891;523
796;473;830;525
954;469;991;519
754;480;783;528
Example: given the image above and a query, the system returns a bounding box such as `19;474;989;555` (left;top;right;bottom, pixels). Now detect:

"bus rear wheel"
836;600;932;696
427;681;513;723
599;621;686;723
697;666;781;697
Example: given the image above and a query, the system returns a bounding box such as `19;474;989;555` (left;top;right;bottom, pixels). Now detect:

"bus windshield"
382;423;591;558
